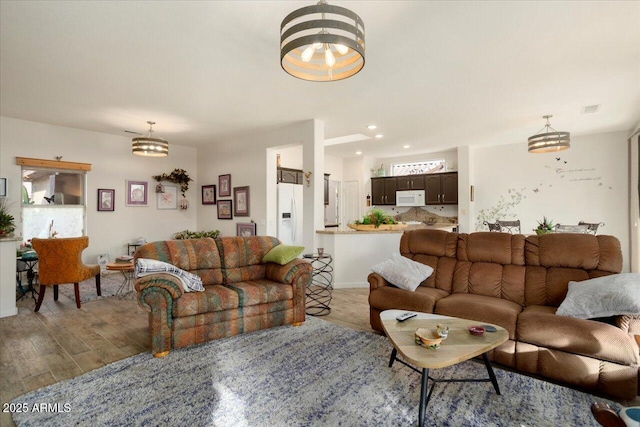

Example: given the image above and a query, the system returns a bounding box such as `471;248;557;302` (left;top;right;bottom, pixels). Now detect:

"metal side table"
303;253;333;316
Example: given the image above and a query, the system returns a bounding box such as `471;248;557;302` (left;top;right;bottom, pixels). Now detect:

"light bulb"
324;45;335;67
334;44;348;55
301;45;315;62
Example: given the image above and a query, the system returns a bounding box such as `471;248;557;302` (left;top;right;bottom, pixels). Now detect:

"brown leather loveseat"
369;230;639;400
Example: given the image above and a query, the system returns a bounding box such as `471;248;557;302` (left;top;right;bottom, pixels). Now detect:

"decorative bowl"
468;326;485;336
415;328;443;349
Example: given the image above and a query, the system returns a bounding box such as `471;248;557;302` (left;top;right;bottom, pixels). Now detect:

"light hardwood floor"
0;286;373;427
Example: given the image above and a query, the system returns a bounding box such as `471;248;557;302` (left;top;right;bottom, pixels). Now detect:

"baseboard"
332;282;368;289
0;307;18;318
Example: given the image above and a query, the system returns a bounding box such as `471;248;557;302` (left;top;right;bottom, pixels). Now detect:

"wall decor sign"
236;222;257;237
126;180;148;206
217;200;232;219
97;189;115;211
233;186;250;216
202;185;216;205
219;174;231;197
157;185;178;210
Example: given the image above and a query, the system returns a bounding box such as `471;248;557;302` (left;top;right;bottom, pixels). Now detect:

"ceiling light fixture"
132;121;169;157
375;134;383;139
527;115;570;153
403;145;410;149
367;124;377;130
280;0;365;82
356;151;362;155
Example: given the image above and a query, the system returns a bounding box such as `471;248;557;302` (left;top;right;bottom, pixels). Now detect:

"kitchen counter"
316;222;458;235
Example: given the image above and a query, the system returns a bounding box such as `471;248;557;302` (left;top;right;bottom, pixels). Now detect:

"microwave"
396;190;426;207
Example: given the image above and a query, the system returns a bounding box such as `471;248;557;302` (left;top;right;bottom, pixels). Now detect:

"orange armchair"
31;237;101;311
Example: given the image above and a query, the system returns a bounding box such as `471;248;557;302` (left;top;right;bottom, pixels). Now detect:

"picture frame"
233;186;250;216
219;174;231;197
236;222;257;237
126;180;148;206
97;189;115;211
157;185;178;210
0;178;6;197
202;185;216;205
217;200;233;219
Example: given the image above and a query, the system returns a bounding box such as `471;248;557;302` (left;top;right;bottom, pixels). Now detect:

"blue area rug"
12;317;614;426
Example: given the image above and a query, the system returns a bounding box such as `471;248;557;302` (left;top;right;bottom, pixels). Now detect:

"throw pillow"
371;253;434;292
262;244;305;265
556;273;640;319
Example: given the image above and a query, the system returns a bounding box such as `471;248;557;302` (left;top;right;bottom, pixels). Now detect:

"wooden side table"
106;262;135;299
303;253;333;316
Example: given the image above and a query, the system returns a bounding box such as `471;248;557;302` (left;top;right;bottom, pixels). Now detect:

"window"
391;160;446;176
22;167;86;239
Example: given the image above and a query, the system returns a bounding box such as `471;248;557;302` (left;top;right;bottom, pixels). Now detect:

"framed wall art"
126;180;148;206
217;200;232;219
202;185;216;205
218;174;231;197
157;185;178;210
233;186;250;217
236;222;257;237
97;189;115;211
0;178;7;197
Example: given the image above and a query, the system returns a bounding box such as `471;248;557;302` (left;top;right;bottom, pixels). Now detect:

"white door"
343;180;360;226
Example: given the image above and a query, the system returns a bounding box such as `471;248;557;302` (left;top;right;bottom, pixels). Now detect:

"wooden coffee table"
381;309;509;427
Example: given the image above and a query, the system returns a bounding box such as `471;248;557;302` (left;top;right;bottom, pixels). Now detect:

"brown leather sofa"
369;230;639;400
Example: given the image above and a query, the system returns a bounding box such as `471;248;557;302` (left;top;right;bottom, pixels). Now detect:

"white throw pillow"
556;273;640;319
371;253;434;292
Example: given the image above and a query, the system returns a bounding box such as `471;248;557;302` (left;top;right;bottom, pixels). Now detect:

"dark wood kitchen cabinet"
371;177;397;205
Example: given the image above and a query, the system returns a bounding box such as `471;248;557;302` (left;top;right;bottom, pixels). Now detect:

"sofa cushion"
226;280;294;307
435;293;522;339
173;284;240;317
220;236;280;283
517;305;639;366
369;285;448;314
458;232;525;265
556;273;640;319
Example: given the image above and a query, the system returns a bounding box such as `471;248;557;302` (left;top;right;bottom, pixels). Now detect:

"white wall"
0;117;197;262
472;130;630;271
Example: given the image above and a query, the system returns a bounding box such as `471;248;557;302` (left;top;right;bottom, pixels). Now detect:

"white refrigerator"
277;183;303;246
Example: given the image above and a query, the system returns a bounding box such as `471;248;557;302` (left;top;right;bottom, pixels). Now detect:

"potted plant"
349;208;406;231
0;198;16;237
535;216;555;235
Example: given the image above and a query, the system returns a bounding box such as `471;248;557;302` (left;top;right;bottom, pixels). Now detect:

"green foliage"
536;216;555;231
0;198;16;235
173;229;220;240
354;208;398;228
153;169;192;197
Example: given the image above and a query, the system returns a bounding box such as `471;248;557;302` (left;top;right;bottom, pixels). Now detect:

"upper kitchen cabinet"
425;172;458;204
396;175;424;190
371;177;397;205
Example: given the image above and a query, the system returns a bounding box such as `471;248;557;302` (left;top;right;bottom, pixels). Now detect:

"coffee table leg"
482;353;501;395
388;348;397;368
419;368;429;427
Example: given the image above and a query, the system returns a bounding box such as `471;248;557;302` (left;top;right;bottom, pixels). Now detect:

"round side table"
106;262;135;299
303;253;333;316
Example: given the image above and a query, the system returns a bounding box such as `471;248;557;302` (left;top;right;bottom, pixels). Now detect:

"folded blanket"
135;258;204;292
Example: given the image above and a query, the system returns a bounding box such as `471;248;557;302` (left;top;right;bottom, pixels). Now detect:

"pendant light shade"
528;115;570;153
132;121;169;157
280;0;365;82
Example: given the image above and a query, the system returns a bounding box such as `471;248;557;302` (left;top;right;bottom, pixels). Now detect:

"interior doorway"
324;180;340;226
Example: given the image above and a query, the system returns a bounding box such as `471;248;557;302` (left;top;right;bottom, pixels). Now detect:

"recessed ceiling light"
375;134;383;139
367;124;377;130
403;144;410;149
356;151;362;155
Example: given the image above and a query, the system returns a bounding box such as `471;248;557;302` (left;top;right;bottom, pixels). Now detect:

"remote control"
396;312;417;322
482;325;497;332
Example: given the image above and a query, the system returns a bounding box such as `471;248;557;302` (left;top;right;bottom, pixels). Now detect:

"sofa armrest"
368;272;392;291
265;258;313;284
135;273;185;304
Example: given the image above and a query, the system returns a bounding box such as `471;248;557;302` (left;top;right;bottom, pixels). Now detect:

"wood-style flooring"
0;286;373;427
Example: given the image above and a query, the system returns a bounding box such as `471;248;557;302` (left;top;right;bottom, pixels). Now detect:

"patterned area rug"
12;317;614;426
56;272;132;302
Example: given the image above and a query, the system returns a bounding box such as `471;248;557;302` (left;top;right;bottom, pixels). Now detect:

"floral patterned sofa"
134;236;312;357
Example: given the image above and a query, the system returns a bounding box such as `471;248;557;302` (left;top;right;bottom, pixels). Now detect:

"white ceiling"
1;1;639;159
